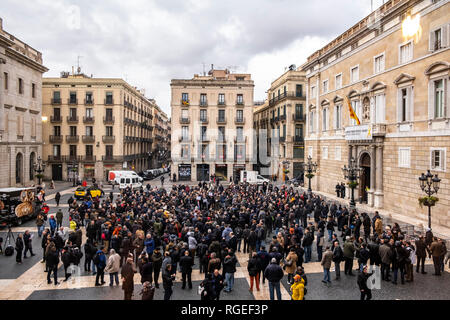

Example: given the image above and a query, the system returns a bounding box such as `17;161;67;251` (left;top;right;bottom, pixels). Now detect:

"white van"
240;170;270;185
108;170;143;185
118;176;142;189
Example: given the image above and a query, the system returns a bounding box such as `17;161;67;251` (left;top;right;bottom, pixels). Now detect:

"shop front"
178;164;192;181
232;164;246;183
215;164;228;181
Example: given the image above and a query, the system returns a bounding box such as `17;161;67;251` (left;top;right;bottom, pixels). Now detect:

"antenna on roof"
202;62;206;76
77;55;83;74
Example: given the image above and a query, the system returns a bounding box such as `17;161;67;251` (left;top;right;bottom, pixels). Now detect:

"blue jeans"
92;261;97;273
317;246;323;262
37;225;44;237
305;246;312;263
109;272;119;285
268;281;282;300
256;240;265;252
225;272;235;292
328;230;333;242
323;268;331;282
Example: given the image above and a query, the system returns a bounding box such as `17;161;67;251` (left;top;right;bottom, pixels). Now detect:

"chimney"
72;66;74;75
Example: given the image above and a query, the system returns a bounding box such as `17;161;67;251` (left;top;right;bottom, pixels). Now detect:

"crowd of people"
31;180;450;300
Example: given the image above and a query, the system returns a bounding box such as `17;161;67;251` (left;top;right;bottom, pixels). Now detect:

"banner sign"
345;124;372;141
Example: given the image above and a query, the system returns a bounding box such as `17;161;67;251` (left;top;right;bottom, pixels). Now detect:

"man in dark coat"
162;264;175;300
152;247;163;288
15;234;24;264
357;265;373;300
179;250;194;289
121;257;136;300
264;258;284;300
415;235;428;274
46;246;60;285
23;230;35;258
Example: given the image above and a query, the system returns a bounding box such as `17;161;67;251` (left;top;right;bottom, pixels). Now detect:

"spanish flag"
346;96;360;125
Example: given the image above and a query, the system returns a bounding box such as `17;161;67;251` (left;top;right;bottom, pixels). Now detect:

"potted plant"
305;173;315;179
347;181;358;189
418;196;439;208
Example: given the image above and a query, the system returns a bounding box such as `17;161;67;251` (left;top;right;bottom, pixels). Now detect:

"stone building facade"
303;0;450;227
253;68;306;180
0;18;48;188
151;104;170;168
42;73;154;181
171;68;254;182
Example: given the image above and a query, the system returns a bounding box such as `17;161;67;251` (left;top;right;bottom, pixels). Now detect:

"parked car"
288;175;304;187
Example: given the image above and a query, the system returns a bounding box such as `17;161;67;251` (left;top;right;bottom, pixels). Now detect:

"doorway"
52;164;63;181
359;153;371;203
197;164;210;182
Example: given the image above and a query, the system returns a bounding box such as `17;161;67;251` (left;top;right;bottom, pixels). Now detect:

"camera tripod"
2;224;15;253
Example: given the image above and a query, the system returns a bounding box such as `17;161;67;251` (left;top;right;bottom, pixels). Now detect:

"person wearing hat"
357;265;373;300
290;274;305;300
264;257;284;301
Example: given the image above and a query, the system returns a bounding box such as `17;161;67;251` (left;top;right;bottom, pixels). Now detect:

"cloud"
0;0;372;116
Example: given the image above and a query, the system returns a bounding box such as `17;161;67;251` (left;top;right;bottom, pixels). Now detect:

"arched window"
16;153;23;184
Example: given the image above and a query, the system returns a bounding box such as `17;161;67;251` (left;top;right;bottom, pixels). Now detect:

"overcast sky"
1;0;382;116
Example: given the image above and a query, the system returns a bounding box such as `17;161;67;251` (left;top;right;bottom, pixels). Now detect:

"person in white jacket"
105;249;121;286
405;240;416;282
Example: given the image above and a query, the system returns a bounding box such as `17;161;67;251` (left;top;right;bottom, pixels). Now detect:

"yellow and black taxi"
74;186;104;199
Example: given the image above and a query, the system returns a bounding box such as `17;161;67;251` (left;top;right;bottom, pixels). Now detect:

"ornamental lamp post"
418;170;440;229
301;155;317;194
33;156;46;186
342;157;362;208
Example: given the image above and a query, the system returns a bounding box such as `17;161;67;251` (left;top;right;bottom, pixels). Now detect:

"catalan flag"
346;96;360;125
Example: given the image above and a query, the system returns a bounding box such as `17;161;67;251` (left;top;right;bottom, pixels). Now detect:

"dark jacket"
223;254;238;274
264;262;284;282
247;257;259;276
357;272;373;291
179;255;194;273
46;250;60;267
140;261;153;283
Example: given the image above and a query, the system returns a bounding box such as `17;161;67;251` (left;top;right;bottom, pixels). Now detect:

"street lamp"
301;155;317;194
418;170;441;229
342;157;363;208
33;156;46;186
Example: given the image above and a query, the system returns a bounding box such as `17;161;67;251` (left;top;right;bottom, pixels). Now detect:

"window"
350;66;359;83
397;86;413;122
69;108;77;118
106;108;113;119
282;124;286;138
86;126;93;136
181;145;189;158
309;111;315;132
200;93;207;105
335;74;342;89
296;85;303;97
69;91;77;104
106;126;113;136
429;26;448;51
218;109;225;122
398;148;411;168
18;78;23;94
106;145;113;157
335;104;342;129
86;92;93;104
234;145;245;160
295;125;303;138
53;91;60;102
218;127;225;142
295;104;303;119
105;92;113;104
181;109;188;120
216;144;226;160
182;126;189;140
335;146;341;161
322;146;328;159
236;109;243;122
218;93;225;105
200;109;207;122
86;108;93;118
53;126;61;136
350;100;360;126
236;127;244;142
374;94;385;124
399;41;413;64
69;145;77;157
431;148;446;171
86;145;93;156
3;72;8;90
53;145;61;157
308;146;313;158
70;126;77;136
322;108;328;131
293;146;304;159
53;108;61;119
237;94;243;104
32;83;36;98
374;53;385;73
201;126;207;141
311;86;317;99
322;80;329;94
434;79;444;118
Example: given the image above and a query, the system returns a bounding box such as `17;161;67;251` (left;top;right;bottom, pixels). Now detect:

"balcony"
179;136;191;143
104;98;114;105
293;136;304;144
102;155;123;163
80;155;96;162
200;117;208;124
68;98;78;105
51;98;61;105
103;116;115;124
102;135;115;143
180;117;190;124
47;155;63;162
66;155;80;162
50;116;62;123
49;135;63;143
372;123;387;136
269;91;305;107
82;135;95;143
84;99;94;105
200;100;208;107
218;100;226;106
66;116;79;123
235;117;245;124
217;117;226;124
280;136;286;143
66;135;79;143
236;100;244;106
83;116;95;124
280;114;286;121
292;113;304;121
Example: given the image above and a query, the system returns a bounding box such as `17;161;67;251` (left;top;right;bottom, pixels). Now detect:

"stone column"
345;144;353;199
368;145;376;207
374;145;384;208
